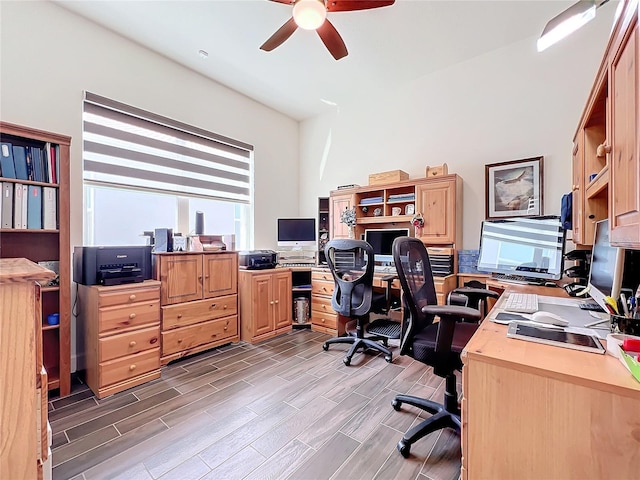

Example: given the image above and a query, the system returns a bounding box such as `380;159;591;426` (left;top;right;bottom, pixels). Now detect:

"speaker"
195;211;204;235
154;228;173;253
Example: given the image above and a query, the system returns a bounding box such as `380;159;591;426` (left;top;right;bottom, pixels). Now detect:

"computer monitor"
477;216;565;282
277;218;316;248
587;219;625;312
364;228;410;264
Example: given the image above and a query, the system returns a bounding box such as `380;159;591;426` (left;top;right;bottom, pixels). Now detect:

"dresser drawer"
312;270;333;283
312;280;334;297
99;348;160;388
162;294;238;329
99;325;161;362
311;312;338;330
311;294;336;315
99;301;160;334
161;315;238;356
98;286;160;308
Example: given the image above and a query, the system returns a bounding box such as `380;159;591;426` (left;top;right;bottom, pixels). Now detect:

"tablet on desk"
507;322;605;354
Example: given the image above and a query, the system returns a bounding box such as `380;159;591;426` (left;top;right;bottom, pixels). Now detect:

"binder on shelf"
43;186;57;230
14;183;24;229
1;142;16;178
21;184;27;228
27;185;42;229
12;146;28;180
1;183;12;228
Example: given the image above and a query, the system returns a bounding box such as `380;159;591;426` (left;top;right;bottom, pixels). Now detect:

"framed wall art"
485;156;543;219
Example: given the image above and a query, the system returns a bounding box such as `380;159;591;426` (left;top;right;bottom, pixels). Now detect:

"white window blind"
82;92;253;203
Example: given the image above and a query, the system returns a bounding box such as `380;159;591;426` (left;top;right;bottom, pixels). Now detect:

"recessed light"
198;49;209;59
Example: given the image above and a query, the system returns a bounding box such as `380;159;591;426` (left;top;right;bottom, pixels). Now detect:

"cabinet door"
203;253;238;298
330;193;354;239
572;135;584;245
251;274;274;337
415;177;457;245
610;25;640;247
273;272;292;330
159;255;202;305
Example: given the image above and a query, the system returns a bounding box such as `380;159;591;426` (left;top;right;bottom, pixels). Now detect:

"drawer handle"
150;337;158;344
211;333;217;338
224;326;228;331
129;341;137;347
177;314;183;318
129;364;136;371
129;294;136;301
321;318;325;323
178;338;183;343
322;287;327;291
129;313;136;319
274;300;279;304
223;305;228;309
270;301;274;305
211;303;217;309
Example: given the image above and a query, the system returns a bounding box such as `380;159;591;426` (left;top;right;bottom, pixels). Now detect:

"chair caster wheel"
397;440;410;458
391;399;402;411
384;354;392;363
343;357;351;366
322;343;329;351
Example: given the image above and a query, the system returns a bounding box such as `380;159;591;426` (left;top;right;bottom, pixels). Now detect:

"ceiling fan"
261;0;395;60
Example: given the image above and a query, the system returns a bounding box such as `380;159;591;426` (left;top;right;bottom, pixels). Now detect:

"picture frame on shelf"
405;204;415;215
485;156;543;219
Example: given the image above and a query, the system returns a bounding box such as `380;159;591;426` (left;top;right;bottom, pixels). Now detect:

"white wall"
298;12;614;250
0;1;300;369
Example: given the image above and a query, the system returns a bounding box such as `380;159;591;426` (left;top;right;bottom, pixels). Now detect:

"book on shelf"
13;146;28;181
1;183;12;228
43;186;57;230
27;185;42;229
0;142;16;179
14;183;23;229
21;184;27;228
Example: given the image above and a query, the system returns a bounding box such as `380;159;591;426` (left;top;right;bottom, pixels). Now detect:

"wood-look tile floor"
49;329;462;480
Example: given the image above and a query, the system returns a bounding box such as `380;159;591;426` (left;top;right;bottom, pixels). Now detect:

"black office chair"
322;239;401;365
391;236;496;458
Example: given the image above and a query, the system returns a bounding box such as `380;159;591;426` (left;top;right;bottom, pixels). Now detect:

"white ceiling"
55;0;607;120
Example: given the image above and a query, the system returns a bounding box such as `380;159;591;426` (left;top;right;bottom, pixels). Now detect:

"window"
82;92;253;249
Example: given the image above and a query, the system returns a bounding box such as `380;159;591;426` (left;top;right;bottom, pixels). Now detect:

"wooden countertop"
0;258;56;284
463;284;640;399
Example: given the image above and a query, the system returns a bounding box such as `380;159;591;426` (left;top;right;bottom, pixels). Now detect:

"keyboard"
493;273;534;284
503;293;539;313
579;300;605;312
374;265;396;274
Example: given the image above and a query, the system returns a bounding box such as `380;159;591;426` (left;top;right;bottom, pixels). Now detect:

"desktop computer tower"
622;248;640;294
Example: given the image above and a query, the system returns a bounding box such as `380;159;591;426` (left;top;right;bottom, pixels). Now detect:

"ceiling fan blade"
260;17;298;52
327;0;395;12
316;19;348;60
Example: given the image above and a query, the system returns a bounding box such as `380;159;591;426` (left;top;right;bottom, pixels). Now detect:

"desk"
461;285;640;479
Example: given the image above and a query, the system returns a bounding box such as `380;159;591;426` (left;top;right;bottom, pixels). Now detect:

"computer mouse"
531;311;570;327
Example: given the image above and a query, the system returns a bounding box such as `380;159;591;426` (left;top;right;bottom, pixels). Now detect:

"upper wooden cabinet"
573;0;639;248
329;174;462;248
610;13;639;247
329;192;354;239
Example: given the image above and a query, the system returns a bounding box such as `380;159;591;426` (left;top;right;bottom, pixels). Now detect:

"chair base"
392;374;461;458
322;336;393;365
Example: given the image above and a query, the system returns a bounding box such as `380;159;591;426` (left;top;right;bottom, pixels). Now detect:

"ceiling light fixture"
537;0;609;52
292;0;327;30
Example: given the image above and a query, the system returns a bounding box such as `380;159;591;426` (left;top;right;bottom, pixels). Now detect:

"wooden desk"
461;285;640;479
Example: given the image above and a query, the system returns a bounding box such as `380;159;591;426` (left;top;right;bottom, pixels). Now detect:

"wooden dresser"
79;280;161;399
154;252;239;364
0;258;54;479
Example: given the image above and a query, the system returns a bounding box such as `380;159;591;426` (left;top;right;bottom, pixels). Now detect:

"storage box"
457;249;480;274
368;170;409;186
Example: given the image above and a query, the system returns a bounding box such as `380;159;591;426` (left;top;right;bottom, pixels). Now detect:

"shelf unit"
0;122;71;396
318;197;329;264
291;267;312;328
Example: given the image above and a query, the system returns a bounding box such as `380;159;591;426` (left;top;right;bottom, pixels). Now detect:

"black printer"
73;246;152;286
239;250;278;270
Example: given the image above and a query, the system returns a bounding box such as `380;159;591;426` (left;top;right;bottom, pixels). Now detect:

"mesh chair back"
325;239;374;318
392;236;438;355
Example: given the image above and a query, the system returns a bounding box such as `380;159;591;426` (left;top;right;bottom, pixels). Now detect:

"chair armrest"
380;274;397;283
422;305;481;353
452;287;500;299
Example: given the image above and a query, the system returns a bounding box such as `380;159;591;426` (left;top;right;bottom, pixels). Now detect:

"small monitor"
477;216;565;281
277;218;316;248
587;219;625;312
364;228;410;264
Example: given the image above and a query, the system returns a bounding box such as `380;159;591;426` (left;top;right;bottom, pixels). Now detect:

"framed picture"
485;156;543;219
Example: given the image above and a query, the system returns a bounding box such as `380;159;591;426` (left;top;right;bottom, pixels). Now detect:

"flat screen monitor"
477;216;565;282
277;218;316;248
587;219;625;312
364;228;410;264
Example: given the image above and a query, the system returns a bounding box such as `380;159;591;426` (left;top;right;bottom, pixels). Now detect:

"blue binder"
27;185;42;229
12;146;28;180
0;142;16;178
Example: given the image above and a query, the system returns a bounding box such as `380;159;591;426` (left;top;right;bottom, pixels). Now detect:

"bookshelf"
0;122;71;396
